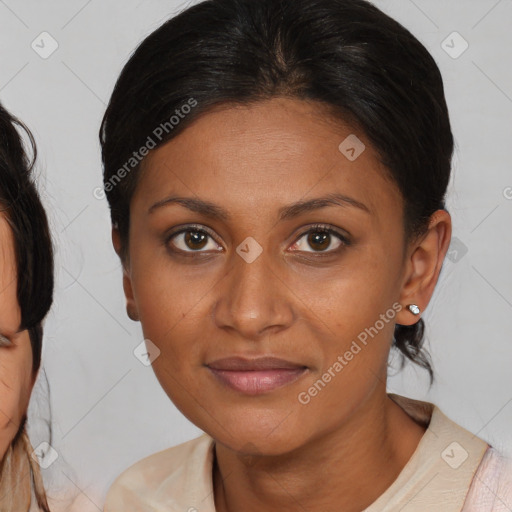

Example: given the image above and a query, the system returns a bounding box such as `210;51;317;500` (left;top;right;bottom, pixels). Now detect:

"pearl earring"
407;304;421;315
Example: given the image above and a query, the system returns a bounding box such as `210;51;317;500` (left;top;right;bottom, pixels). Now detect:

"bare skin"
113;97;452;511
0;212;34;460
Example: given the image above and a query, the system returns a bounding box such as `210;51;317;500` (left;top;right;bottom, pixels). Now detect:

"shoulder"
103;433;214;512
463;447;512;511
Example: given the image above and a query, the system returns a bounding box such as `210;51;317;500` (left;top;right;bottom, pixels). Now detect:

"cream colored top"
104;394;512;511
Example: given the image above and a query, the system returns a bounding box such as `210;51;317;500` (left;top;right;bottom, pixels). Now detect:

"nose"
212;243;295;341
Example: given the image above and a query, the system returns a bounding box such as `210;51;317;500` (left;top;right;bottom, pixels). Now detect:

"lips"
206;356;308;395
207;356;306;371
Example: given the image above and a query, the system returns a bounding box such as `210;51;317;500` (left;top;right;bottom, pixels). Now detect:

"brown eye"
307;231;331;251
183;230;209;250
290;225;350;254
166;225;222;254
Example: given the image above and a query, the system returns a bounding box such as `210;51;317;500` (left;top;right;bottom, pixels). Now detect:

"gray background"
0;0;511;509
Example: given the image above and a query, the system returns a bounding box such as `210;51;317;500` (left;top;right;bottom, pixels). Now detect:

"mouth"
206;356;308;395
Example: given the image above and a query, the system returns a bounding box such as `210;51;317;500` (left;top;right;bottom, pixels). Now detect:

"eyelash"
0;334;12;347
164;223;351;257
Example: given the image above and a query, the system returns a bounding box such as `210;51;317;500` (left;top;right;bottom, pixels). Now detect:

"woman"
0;103;54;510
100;0;512;510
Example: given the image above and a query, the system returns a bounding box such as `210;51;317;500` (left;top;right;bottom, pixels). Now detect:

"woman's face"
0;213;34;459
119;97;428;454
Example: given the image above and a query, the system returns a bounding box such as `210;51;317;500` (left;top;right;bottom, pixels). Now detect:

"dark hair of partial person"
0;101;54;510
99;0;454;383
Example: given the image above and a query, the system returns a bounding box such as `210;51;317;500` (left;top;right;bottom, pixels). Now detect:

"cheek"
290;239;402;340
131;242;220;354
0;359;33;460
131;257;208;397
306;250;402;377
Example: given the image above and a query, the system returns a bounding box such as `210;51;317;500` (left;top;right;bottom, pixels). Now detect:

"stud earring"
407;304;421;315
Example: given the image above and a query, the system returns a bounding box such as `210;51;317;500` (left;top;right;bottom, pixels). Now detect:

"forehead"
132;97;402;223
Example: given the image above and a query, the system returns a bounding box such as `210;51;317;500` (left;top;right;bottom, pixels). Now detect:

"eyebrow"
148;192;371;221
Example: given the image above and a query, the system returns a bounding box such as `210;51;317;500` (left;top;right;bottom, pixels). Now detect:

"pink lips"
206;356;308;395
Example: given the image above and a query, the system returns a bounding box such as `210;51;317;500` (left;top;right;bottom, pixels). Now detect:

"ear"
112;226;140;322
395;210;452;325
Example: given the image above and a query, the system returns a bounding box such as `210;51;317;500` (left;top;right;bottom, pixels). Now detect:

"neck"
213;391;427;512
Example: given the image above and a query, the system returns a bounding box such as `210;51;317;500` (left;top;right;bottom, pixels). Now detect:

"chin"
208;411;309;457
